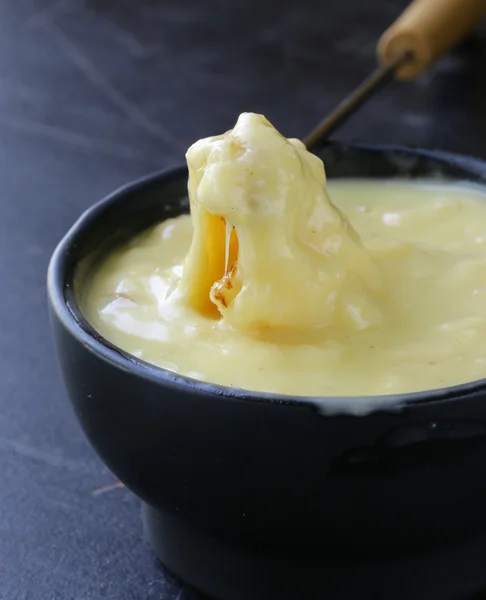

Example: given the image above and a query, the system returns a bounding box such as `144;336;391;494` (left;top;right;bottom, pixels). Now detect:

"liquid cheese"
180;113;382;331
81;113;486;400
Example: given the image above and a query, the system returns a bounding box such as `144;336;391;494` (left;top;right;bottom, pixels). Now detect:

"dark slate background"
1;1;486;599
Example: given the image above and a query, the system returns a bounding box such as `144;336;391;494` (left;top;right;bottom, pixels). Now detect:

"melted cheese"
80;114;486;398
180;113;382;331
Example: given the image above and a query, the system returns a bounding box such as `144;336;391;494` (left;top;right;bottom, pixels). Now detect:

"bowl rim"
47;141;486;416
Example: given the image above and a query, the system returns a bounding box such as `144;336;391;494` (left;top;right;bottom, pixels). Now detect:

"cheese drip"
179;113;382;331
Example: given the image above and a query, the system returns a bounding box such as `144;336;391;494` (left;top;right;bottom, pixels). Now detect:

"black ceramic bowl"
48;143;486;600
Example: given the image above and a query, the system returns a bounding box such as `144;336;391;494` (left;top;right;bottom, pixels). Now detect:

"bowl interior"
55;142;486;414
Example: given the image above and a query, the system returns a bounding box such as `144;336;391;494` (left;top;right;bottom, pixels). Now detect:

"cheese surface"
179;113;382;332
80;114;486;397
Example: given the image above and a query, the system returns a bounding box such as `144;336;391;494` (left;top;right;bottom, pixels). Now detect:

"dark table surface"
2;1;486;599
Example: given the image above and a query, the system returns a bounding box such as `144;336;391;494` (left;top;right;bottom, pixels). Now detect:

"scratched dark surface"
1;0;486;599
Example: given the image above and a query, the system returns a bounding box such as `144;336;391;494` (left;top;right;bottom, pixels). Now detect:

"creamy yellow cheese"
180;113;382;332
80;114;486;398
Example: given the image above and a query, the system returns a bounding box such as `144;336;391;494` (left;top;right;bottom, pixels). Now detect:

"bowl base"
143;503;486;600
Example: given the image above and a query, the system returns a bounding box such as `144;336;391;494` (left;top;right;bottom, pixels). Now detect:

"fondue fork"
303;0;486;149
